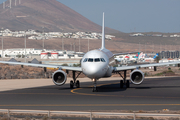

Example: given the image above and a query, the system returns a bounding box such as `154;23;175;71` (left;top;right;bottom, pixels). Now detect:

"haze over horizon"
0;0;180;33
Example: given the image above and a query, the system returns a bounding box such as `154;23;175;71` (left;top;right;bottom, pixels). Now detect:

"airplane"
0;13;180;92
138;53;158;62
143;53;158;61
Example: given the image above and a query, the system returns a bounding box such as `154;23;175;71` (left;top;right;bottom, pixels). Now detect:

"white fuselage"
81;48;115;79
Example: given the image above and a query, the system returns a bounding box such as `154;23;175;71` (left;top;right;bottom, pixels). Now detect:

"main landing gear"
70;71;81;89
118;70;130;88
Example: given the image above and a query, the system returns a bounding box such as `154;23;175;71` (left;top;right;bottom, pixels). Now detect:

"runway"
0;77;180;111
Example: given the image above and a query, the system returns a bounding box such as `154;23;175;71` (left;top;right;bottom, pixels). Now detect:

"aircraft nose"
82;64;107;79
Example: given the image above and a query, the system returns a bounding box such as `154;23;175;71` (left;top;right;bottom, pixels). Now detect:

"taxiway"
0;77;180;111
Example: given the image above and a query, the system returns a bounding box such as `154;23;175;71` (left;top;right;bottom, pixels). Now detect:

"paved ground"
0;77;180;111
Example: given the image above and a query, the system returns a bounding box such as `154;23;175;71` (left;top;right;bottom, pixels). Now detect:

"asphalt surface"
0;77;180;111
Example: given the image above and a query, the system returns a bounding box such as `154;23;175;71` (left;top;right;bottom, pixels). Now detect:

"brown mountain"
0;0;119;33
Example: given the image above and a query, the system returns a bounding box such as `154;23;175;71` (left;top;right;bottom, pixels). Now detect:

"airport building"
0;48;84;59
159;51;180;59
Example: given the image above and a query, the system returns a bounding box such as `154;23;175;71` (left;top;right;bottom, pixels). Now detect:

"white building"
0;48;42;58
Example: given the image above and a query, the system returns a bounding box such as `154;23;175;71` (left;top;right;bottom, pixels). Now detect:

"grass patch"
154;70;174;76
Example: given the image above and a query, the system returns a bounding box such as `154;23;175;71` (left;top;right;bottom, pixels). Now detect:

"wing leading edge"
113;52;139;56
0;61;82;72
114;61;180;71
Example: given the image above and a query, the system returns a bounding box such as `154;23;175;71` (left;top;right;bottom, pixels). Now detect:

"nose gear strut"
92;79;98;92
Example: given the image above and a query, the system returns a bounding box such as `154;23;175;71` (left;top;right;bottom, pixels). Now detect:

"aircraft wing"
0;61;82;72
113;52;139;56
114;61;180;71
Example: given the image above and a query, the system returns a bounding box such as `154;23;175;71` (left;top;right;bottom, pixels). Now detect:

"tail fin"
153;53;159;59
138;52;144;59
101;12;105;50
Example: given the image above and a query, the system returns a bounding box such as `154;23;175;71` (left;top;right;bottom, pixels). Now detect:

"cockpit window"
100;58;106;62
88;58;93;62
83;58;105;62
94;58;100;62
83;58;88;62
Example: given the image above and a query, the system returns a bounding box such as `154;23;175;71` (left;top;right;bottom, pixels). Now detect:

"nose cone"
82;63;107;79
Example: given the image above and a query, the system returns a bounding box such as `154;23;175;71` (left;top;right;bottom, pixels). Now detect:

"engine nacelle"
52;70;67;86
103;66;113;78
130;69;144;85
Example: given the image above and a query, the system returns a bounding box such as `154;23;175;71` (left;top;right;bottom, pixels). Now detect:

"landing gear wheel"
70;80;74;89
76;80;80;88
92;88;98;92
120;80;123;88
126;80;130;88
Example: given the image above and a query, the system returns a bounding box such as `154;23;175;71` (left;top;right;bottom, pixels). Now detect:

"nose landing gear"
92;79;98;92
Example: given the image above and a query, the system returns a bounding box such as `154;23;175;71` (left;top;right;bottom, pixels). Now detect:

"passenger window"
94;58;100;62
88;58;93;62
100;58;106;62
83;58;88;62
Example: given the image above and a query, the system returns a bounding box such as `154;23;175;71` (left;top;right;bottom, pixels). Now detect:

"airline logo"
153;53;158;59
138;52;144;59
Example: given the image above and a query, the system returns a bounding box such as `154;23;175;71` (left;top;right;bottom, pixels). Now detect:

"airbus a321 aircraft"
0;13;180;92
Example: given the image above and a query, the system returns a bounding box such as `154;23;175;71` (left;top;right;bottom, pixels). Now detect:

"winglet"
101;12;105;50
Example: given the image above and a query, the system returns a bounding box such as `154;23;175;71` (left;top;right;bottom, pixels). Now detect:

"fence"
0;109;180;120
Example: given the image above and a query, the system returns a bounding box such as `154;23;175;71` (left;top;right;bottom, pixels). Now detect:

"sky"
0;0;180;33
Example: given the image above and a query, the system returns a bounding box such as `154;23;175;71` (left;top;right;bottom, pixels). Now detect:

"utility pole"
19;0;21;4
88;39;89;51
74;42;75;52
10;0;11;9
15;0;17;6
25;31;26;63
3;2;5;9
71;43;72;51
79;38;80;52
160;43;161;52
1;28;4;61
73;39;76;52
61;37;64;51
42;27;44;50
139;42;140;52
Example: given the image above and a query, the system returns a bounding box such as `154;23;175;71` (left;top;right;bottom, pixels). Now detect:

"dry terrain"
1;33;180;54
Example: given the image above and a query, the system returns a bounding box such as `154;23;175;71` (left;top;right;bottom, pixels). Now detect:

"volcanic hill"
0;0;119;33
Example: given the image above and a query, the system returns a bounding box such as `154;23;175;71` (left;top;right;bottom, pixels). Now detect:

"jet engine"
52;70;67;86
130;69;144;85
